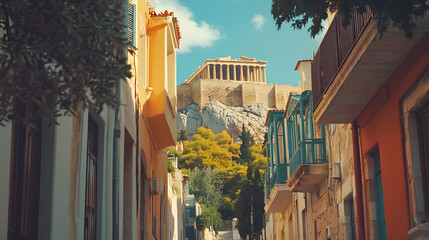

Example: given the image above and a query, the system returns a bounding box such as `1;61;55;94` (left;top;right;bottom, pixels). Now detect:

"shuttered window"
128;2;136;48
8;122;42;240
84;116;99;240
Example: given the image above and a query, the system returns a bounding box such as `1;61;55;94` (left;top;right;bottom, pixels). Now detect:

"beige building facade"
264;59;358;240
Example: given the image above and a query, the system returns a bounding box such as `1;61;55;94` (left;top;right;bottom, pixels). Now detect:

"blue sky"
155;0;322;86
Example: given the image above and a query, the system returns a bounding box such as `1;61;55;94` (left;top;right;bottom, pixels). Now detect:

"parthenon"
184;56;267;83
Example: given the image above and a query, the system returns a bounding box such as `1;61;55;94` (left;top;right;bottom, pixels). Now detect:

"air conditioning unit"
332;162;341;180
152;178;159;195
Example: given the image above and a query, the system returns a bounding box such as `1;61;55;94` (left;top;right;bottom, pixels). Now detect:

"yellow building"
125;0;181;239
0;1;180;240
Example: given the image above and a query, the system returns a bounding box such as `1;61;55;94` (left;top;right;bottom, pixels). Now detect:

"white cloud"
154;0;222;53
250;14;266;30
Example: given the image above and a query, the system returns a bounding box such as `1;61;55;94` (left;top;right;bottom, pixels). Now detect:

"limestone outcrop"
177;101;272;142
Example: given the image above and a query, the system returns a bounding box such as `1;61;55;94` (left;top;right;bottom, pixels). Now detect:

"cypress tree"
239;124;255;165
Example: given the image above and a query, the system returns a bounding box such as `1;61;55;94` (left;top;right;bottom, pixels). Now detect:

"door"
418;105;429;220
84;116;98;240
140;155;147;240
373;150;387;240
8;122;42;240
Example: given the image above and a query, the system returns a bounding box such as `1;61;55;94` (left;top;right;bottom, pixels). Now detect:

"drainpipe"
352;122;365;240
112;75;121;240
112;1;127;239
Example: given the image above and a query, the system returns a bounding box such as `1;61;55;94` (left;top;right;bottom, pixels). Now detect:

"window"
345;197;356;240
373;150;387;240
84;116;99;240
140;152;147;240
127;2;136;48
401;70;429;227
302;209;307;240
8;122;42;240
417;105;429;221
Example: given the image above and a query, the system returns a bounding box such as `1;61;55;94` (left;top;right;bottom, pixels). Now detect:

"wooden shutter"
128;2;136;48
84;116;99;240
8;122;42;240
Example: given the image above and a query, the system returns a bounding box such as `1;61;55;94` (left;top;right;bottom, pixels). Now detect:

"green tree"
179;127;240;171
196;205;223;233
235;181;251;238
188;167;223;209
235;146;266;239
239;124;255;165
0;0;131;126
177;129;188;141
271;0;428;38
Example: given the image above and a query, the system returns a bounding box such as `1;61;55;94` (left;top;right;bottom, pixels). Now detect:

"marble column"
219;64;223;80
233;64;237;80
262;67;267;83
213;64;216;79
257;67;260;82
240;65;244;81
226;64;230;80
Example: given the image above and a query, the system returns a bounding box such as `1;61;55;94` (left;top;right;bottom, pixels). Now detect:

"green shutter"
127;2;136;48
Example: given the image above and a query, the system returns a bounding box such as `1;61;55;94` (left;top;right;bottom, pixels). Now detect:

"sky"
155;0;323;86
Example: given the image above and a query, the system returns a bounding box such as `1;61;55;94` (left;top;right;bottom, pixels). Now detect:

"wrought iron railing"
312;7;373;110
289;138;326;177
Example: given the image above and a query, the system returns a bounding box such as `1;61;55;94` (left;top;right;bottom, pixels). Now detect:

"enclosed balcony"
264;111;292;213
147;13;180;150
311;8;429;124
286;92;328;192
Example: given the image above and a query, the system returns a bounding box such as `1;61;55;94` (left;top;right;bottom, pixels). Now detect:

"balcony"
264;164;292;213
147;14;179;150
286;92;328;192
312;8;429;124
288;139;328;192
264;111;292;213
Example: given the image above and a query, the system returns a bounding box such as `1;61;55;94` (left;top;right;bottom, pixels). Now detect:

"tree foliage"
188;167;223;209
0;0;131;126
196;205;223;233
179;127;240;171
177;129;188;141
179;127;267;223
235;146;266;238
239;124;255;165
271;0;428;38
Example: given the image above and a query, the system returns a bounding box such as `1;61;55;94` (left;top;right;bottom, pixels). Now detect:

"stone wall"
177;79;301;110
306;123;356;240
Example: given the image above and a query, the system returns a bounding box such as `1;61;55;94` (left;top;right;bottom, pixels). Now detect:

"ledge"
264;184;292;213
288;163;328;192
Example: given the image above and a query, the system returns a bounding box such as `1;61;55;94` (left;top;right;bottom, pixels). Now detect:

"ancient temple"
185;56;267;83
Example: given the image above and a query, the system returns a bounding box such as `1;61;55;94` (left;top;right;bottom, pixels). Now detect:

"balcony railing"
265;164;287;200
312;8;373;111
289;138;326;177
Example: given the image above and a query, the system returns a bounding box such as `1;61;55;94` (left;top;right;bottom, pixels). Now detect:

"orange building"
312;9;429;240
127;1;181;239
0;1;181;240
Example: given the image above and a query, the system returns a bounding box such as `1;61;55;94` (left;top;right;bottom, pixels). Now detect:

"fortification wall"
177;79;301;110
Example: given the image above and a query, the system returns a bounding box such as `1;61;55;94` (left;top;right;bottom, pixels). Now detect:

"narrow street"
0;0;427;240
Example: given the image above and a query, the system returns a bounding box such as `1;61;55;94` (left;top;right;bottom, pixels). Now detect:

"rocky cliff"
177;101;272;142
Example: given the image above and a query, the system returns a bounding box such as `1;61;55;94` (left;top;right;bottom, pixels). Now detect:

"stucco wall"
357;34;428;240
177;79;301;110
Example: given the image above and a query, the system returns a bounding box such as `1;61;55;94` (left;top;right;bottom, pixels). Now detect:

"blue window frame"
373;149;387;240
